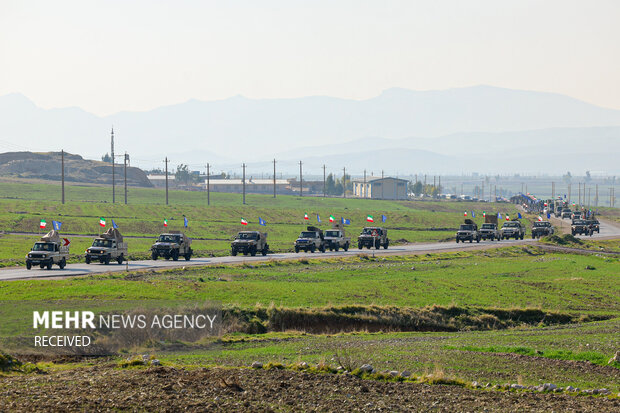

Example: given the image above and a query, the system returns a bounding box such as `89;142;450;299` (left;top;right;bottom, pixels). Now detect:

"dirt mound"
0;151;152;187
1;366;617;412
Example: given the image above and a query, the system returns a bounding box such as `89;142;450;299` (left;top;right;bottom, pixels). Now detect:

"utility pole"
111;127;115;203
299;161;303;197
343;167;346;198
588;187;591;207
552;181;555;200
494;185;497;201
381;170;384;199
438;176;441;196
568;184;571;204
164;157;169;205
124;152;128;204
595;184;598;207
273;159;276;198
578;182;581;206
323;165;326;197
206;163;210;206
363;170;367;198
61;150;65;204
242;163;246;205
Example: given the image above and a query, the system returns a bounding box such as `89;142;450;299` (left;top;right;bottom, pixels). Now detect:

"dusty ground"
0;366;618;412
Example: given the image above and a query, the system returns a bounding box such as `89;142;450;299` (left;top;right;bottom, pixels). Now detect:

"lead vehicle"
26;230;70;270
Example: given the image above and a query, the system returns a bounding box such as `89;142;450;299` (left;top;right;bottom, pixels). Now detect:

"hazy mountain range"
1;85;619;175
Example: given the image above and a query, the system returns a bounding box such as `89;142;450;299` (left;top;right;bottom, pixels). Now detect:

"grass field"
0;179;525;266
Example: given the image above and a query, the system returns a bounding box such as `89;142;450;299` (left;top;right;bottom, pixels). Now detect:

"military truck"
295;226;326;253
571;219;590;236
456;219;481;243
561;209;572;219
500;221;525;240
85;228;127;265
324;223;351;251
357;227;389;249
531;221;554;239
587;219;600;234
479;223;500;241
151;231;193;261
25;230;70;270
231;231;269;256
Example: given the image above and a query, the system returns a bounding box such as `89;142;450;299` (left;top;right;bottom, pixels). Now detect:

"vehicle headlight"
41;254;47;258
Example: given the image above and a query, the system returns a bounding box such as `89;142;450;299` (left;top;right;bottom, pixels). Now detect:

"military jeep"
358;227;389;249
151;231;193;261
231;231;269;256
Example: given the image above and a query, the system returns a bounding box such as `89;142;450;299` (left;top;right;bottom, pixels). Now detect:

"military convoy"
358;227;389;249
85;228;127;265
295;226;326;253
531;221;554;239
231;231;269;256
324;223;351;251
25;230;70;270
455;219;481;243
151;231;193;261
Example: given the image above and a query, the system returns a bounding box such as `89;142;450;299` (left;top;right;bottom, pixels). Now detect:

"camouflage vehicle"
357;227;389;249
456;219;481;243
151;231;193;261
324;223;351;251
25;230;70;270
479;223;500;241
500;221;525;240
85;228;127;265
571;219;590;236
231;231;269;256
295;226;326;253
531;221;554;239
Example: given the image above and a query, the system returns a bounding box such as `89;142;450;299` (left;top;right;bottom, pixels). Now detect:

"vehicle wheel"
85;256;91;264
40;263;45;269
310;245;315;253
232;249;237;256
456;239;459;243
532;234;535;239
295;247;299;253
104;255;110;265
384;241;389;249
469;239;473;243
358;243;362;249
375;240;380;249
151;252;158;260
250;247;257;257
261;247;267;256
117;255;124;265
59;258;66;269
46;261;53;270
344;243;349;252
172;250;179;261
520;235;524;240
185;252;191;261
26;261;32;270
476;238;480;243
320;245;325;253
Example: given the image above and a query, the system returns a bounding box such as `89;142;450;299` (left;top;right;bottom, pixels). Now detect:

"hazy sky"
1;0;619;116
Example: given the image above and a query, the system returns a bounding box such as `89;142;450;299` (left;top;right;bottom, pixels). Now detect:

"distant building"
352;177;409;200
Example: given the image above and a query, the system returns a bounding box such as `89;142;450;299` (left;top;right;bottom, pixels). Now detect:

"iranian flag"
506;215;510;221
241;218;248;226
39;219;46;229
463;211;468;217
482;211;486;218
163;219;168;227
367;215;374;223
304;213;309;220
538;216;543;221
99;217;106;227
329;215;335;223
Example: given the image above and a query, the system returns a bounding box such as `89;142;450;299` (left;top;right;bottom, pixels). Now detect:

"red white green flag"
241;218;248;225
304;213;309;220
163;219;168;227
329;215;335;222
367;215;374;222
538;216;543;221
99;217;106;227
463;211;467;217
506;214;510;221
482;211;486;218
39;219;46;229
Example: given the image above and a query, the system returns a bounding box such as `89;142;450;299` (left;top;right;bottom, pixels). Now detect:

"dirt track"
1;366;618;412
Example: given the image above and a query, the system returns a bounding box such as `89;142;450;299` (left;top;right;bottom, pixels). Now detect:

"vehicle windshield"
325;230;340;237
32;242;54;252
573;220;587;225
157;235;180;243
503;222;519;228
362;228;380;236
459;225;475;230
300;231;317;238
481;224;495;229
92;239;113;248
533;222;548;227
237;232;258;240
563;210;572;214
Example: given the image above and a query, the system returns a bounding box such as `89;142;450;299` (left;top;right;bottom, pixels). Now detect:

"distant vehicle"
358;227;389;249
500;221;525;240
85;228;127;265
324;223;350;251
231;231;269;256
561;209;572;219
479;223;500;241
25;230;70;270
571;220;590;236
295;226;326;253
531;221;554;239
456;219;480;243
571;211;583;222
587;219;600;234
151;231;193;261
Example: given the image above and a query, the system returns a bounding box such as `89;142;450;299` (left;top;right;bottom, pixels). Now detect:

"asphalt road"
1;219;618;282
